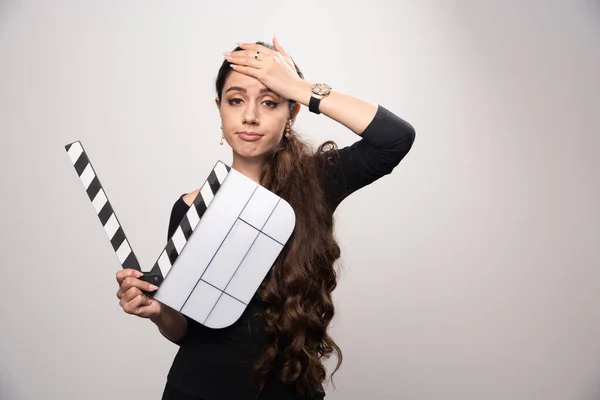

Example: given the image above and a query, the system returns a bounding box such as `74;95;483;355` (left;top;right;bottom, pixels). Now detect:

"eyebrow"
224;86;276;95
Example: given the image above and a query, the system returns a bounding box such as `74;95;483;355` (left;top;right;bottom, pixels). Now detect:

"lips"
237;131;262;142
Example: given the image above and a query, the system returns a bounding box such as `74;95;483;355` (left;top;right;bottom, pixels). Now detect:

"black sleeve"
167;194;189;241
321;104;416;210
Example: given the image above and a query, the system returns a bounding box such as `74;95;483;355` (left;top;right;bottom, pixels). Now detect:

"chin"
233;147;268;160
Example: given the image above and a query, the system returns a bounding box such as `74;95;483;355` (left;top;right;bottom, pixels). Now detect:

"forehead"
223;71;268;92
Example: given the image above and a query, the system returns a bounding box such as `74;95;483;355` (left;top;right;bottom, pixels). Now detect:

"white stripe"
80;164;95;189
67;142;83;165
215;162;229;184
92;190;108;213
103;214;119;239
172;227;186;253
158;250;172;277
187;207;200;230
116;240;131;264
200;182;214;207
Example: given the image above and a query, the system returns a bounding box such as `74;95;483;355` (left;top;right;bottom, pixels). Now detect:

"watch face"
312;83;331;96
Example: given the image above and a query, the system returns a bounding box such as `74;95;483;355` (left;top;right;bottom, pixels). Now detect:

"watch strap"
309;95;321;114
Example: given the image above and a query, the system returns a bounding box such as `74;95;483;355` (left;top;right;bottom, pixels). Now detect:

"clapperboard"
64;141;295;329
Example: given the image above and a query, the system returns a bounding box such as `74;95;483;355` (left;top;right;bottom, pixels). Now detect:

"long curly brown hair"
215;42;343;397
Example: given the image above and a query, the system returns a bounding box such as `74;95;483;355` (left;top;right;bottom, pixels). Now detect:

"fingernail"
149;284;158;291
135;271;143;277
223;52;231;57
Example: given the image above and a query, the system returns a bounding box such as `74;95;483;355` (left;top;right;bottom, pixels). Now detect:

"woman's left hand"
224;37;305;102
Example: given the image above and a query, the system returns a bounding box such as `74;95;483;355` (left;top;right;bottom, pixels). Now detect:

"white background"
1;0;599;399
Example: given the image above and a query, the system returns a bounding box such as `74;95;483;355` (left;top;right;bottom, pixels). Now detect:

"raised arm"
319;102;416;210
226;39;415;211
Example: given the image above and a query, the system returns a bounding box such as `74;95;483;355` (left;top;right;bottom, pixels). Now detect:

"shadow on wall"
0;372;21;400
0;0;22;39
588;0;600;21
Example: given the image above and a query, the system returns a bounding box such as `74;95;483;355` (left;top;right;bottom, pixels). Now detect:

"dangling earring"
285;120;291;138
220;126;224;145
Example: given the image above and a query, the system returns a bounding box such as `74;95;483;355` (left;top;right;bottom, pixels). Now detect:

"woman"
115;38;416;400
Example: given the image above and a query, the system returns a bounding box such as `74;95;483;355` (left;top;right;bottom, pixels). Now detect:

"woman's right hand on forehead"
116;269;162;319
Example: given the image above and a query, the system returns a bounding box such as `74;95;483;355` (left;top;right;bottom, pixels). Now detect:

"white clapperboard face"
65;141;295;329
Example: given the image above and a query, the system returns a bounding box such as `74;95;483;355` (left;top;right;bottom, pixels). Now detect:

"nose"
243;115;258;125
243;107;259;125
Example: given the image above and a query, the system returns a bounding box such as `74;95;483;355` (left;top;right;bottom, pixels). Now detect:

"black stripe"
180;216;192;240
110;227;126;251
207;170;221;195
86;176;102;200
150;262;162;276
65;143;72;151
98;202;113;226
194;195;207;217
123;252;140;270
74;151;89;176
166;240;179;264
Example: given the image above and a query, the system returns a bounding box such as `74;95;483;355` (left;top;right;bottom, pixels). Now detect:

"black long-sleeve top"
162;105;416;400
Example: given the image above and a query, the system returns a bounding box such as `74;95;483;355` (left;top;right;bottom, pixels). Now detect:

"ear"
215;97;222;117
289;102;301;124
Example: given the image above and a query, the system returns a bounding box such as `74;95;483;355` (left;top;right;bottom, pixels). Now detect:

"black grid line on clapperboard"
180;187;285;324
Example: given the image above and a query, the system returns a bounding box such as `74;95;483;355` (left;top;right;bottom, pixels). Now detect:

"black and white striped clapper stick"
64;140;229;291
65;140;296;328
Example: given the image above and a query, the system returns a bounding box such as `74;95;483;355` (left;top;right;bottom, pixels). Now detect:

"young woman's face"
217;71;290;162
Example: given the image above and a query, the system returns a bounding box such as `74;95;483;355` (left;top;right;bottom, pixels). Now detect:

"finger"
116;268;143;285
236;42;272;54
273;35;288;57
229;64;259;77
132;293;152;310
228;49;271;64
136;298;160;318
232;48;272;59
121;277;158;297
123;293;151;315
227;54;262;69
120;285;155;307
120;286;142;305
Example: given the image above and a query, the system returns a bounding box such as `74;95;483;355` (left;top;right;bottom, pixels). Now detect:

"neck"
231;156;265;184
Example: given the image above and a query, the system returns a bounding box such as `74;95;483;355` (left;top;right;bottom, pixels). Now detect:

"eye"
263;100;278;108
227;98;243;105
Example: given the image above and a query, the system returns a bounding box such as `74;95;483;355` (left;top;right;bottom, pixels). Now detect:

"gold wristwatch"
309;83;332;114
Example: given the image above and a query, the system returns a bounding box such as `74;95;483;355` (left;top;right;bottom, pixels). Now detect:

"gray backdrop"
1;0;599;399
